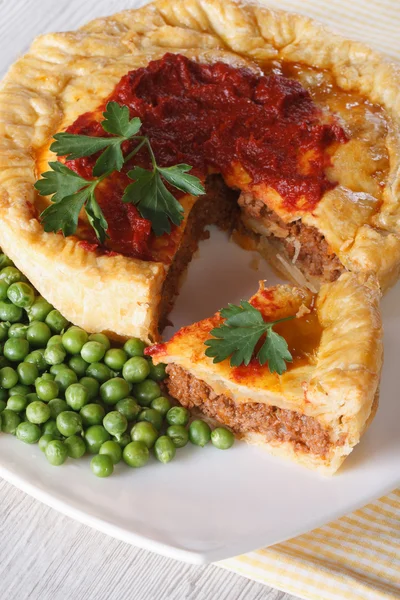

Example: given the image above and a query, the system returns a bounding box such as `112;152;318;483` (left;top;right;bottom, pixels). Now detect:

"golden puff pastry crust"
150;273;383;474
0;0;399;341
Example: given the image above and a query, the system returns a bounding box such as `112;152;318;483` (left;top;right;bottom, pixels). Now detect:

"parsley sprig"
34;101;205;242
204;301;294;375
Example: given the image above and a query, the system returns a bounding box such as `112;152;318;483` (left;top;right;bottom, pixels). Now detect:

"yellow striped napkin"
221;1;400;598
222;491;400;599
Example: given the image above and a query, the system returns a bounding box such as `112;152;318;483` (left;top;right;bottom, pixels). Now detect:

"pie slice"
0;0;399;342
147;273;383;474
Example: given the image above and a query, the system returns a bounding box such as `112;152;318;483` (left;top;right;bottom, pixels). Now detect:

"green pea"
150;396;171;416
25;392;40;405
167;424;189;448
27;297;53;322
9;384;31;396
35;379;59;402
90;454;114;477
138;408;163;431
64;434;86;459
56;411;82;437
45;440;68;466
54;368;78;393
27;322;52;347
38;433;54;452
104;348;127;371
25;349;47;371
79;376;99;401
189;420;211;447
7;394;27;412
86;362;112;383
124;337;147;358
47;334;63;347
16;421;41;444
132;380;161;407
68;355;88;377
0;321;10;342
7;281;35;308
45;310;69;333
62;326;88;354
0;300;23;322
0;280;8;301
8;323;28;339
113;432;131;448
0;366;18;389
154;435;176;464
40;372;55;382
103;411;127;436
80;341;106;364
166;406;189;427
44;344;66;366
0;254;13;269
147;361;167;382
0;399;6;412
4;338;30;362
48;398;69;419
122;356;150;384
0;266;23;285
88;333;110;350
0;387;8;402
1;409;20;433
17;362;38;386
123;441;149;468
65;383;89;411
26;400;50;424
116;397;141;421
80;403;105;427
99;440;122;464
100;377;130;405
42;419;62;439
130;421;158;449
50;363;68;376
211;427;234;450
84;425;110;454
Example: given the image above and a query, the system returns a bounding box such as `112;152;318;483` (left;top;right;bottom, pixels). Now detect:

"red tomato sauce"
65;53;346;260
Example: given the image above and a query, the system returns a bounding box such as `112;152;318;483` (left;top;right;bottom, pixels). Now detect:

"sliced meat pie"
147;274;383;474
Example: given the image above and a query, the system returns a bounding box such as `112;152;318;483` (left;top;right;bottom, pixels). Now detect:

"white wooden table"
0;1;297;598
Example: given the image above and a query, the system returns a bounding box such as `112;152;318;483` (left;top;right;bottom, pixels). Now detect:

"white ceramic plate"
0;227;399;564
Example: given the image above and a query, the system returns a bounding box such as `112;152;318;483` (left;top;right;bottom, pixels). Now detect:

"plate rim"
1;459;398;564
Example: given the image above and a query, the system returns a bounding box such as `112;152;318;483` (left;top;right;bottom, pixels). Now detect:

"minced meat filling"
166;364;332;456
238;192;343;283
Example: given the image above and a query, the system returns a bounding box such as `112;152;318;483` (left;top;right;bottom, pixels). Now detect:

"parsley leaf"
123;167;184;236
50;133;115;161
35;101;205;243
257;329;293;375
40;187;91;237
34;162;89;203
92;141;124;177
157;164;205;196
85;190;108;244
204;301;294;375
101;102;141;138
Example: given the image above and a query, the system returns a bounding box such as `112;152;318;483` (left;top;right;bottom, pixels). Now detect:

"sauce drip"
66;53;346;260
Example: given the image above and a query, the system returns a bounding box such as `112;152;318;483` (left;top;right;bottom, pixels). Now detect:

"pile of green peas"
0;251;234;477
